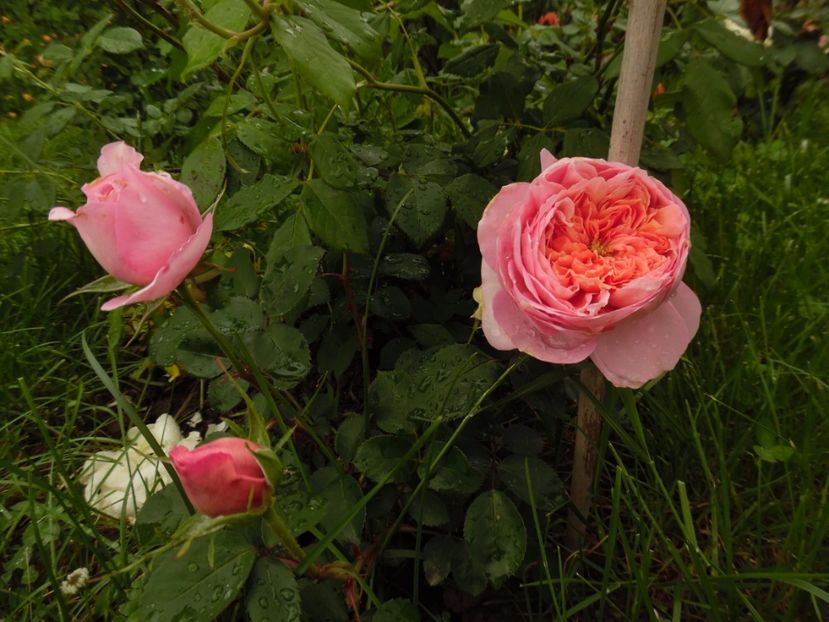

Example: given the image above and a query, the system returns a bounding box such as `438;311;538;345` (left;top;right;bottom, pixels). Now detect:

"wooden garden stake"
566;0;668;551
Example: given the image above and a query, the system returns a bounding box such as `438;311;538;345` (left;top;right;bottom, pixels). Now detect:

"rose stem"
565;0;667;552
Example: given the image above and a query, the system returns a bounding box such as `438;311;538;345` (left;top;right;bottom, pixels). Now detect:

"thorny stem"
263;506;312;571
347;59;471;137
174;0;269;41
114;0;184;50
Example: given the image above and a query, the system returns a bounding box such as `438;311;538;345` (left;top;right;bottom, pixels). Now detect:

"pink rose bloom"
169;437;271;517
477;150;701;388
49;142;213;311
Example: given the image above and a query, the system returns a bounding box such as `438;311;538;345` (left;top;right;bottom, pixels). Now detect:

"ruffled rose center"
543;178;682;311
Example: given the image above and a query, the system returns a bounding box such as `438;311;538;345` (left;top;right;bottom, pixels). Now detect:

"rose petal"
668;281;702;339
48;207;77;221
53;202;141;283
170;447;265;517
539;148;557;172
590;282;701;388
101;213;213;311
478;182;532;268
491;287;597;363
113;167;203;284
478;261;516;350
97;141;143;177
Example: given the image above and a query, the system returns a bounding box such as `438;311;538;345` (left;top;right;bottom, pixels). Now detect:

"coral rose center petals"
543;178;680;313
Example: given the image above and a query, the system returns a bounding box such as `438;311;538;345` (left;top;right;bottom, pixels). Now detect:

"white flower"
81;414;194;522
60;567;90;595
205;420;228;436
187;411;203;427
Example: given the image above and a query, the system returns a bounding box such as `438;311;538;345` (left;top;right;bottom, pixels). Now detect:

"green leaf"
335;415;365;462
261;243;325;316
245;558;301;622
378;253;431;280
517;133;556;181
754;444;795;464
502;424;544;456
605;30;689;79
310;133;365;189
299;581;349;621
135;486;190;545
59;273;131;304
561;127;610;159
215;174;298;232
181;137;226;210
423;535;456;586
235;118;292;163
97;27;144;54
543;76;599;126
310;466;365;545
131;524;256;621
386;175;447;247
208;376;250;412
354;435;414;483
442;44;499;77
182;0;251;78
464;491;526;586
369;344;500;434
204;91;257;117
244;324;311;388
303;180;369;253
373;599;421;622
682;60;743;159
459;0;511;30
451;542;487;596
275;479;328;536
271;15;356;109
294;0;382;60
420;443;485;495
694;19;765;67
497;454;563;511
177;333;225;378
446;174;497;228
408;490;450;527
149;308;200;366
210;296;264;334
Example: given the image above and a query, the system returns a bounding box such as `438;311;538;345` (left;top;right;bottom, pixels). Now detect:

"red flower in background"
538;12;560;27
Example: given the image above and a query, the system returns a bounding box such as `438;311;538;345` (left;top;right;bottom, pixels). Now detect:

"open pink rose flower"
49;142;213;311
170;437;271;517
477;150;701;388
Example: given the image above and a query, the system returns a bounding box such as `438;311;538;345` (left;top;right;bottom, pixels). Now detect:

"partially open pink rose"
49;142;213;311
169;437;271;517
477;150;701;388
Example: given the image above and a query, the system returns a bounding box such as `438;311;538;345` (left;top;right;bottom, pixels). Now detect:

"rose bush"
49;142;213;311
169;437;271;517
477;150;701;388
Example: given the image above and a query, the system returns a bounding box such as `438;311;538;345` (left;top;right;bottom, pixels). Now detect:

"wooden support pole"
566;0;667;552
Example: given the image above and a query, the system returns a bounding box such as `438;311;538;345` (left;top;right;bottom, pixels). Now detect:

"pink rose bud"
169;437;271;517
49;141;213;311
476;150;701;388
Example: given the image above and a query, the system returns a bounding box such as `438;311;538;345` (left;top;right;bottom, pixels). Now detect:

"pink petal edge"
100;213;214;311
539;148;557;173
49;207;77;221
478;261;516;351
477;182;532;268
590;282;701;388
491;285;597;364
97;142;144;177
